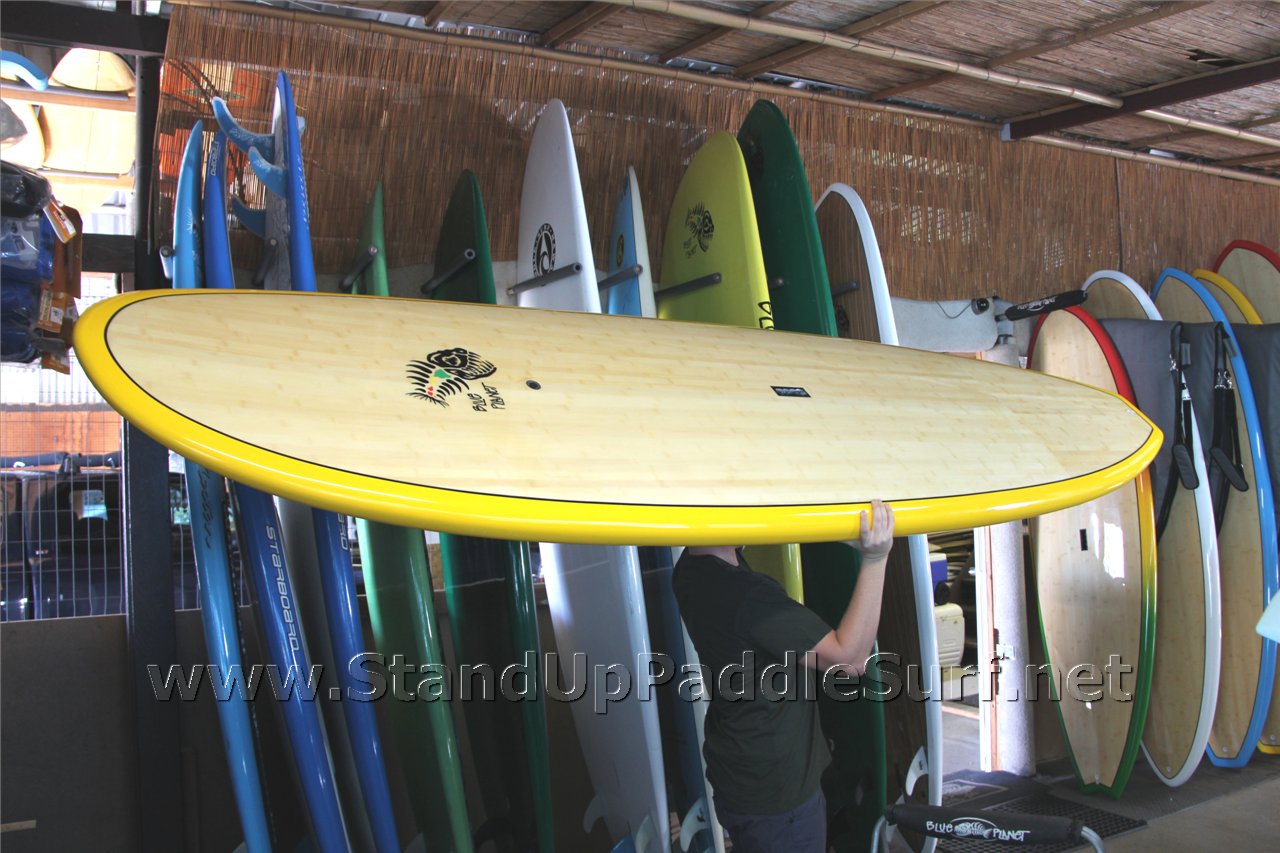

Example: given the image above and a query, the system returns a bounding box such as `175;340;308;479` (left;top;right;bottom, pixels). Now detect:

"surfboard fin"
633;815;658;853
212;97;276;162
248;148;287;198
679;797;710;850
231;198;267;239
401;833;427;853
903;745;930;796
583;793;607;834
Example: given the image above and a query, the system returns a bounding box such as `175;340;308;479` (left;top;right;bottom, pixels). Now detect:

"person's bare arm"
806;499;894;674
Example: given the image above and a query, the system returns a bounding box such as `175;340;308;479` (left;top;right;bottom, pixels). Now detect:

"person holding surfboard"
674;500;895;852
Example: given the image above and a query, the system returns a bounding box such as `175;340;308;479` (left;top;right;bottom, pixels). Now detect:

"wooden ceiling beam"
659;1;793;64
1005;56;1280;140
542;3;624;48
870;2;1208;102
732;1;940;79
417;2;453;28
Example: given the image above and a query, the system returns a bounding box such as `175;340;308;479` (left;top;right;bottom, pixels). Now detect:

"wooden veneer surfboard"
1153;268;1278;768
516;99;667;853
1193;268;1262;325
346;183;475;853
1214;241;1280;322
604;165;724;853
1230;322;1280;756
1080;271;1221;787
1028;306;1156;797
40;48;134;213
816;182;937;853
73;287;1160;546
427;170;556;852
1200;250;1280;756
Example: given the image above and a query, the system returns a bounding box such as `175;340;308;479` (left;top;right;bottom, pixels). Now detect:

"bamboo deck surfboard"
1199;250;1280;756
1081;271;1221;787
1153;268;1278;768
1029;306;1157;797
1193;268;1262;325
73;288;1160;545
1214;241;1280;322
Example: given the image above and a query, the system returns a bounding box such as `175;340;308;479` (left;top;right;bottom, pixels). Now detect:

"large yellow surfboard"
74;288;1159;546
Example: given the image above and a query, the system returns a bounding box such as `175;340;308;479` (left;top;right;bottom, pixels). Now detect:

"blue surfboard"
603;166;720;853
1152;267;1277;768
212;72;398;851
173;121;272;853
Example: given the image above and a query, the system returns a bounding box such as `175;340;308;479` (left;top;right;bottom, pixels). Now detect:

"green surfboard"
738;100;887;853
347;183;474;853
429;170;556;853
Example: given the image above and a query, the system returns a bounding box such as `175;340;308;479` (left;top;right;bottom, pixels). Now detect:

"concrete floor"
937;701;1280;852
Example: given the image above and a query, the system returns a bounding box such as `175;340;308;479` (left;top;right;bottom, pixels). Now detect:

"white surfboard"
516;100;668;853
817;183;941;853
1081;270;1221;787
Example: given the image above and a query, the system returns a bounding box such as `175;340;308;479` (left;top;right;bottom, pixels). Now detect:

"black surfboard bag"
1232;324;1280;529
1099;318;1199;537
1179;322;1250;530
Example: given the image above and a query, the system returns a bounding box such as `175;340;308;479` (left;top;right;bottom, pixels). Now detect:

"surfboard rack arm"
596;264;644;293
338;245;379;293
251;238;280;288
507;262;583;297
421;248;476;295
654;272;722;301
830;280;861;297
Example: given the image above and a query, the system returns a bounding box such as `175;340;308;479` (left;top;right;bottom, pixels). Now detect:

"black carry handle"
338;244;379;293
1172;443;1199;491
885;804;1086;845
998;289;1088;322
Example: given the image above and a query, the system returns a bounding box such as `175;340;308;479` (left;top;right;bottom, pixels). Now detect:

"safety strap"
1158;323;1199;536
1209;323;1248;530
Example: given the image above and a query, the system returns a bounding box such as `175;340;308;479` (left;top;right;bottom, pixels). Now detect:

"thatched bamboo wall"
155;4;1279;303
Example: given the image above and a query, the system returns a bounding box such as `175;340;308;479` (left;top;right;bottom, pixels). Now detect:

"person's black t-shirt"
672;549;832;815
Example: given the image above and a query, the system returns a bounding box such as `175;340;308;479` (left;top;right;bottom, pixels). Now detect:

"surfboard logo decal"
533;223;556;276
684;203;714;257
758;300;774;330
406;348;497;408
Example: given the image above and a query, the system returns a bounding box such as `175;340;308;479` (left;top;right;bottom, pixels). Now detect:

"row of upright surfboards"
808;235;1280;807
1030;247;1279;798
171;70;946;853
